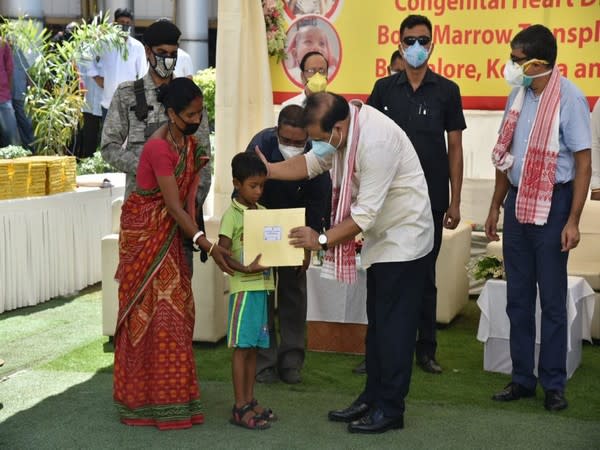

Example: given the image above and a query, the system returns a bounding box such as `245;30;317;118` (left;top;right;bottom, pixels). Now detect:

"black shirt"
245;127;331;232
367;69;466;212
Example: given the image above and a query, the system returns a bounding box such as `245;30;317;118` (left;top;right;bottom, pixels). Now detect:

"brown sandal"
251;398;277;422
230;403;270;430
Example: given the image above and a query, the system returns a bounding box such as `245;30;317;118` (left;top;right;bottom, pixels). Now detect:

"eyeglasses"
510;55;549;67
510;55;529;64
278;135;307;147
402;35;431;46
303;68;327;76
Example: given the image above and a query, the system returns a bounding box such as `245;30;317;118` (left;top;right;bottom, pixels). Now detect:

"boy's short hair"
232;152;267;183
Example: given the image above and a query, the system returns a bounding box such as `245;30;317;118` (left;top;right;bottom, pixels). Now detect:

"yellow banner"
271;0;599;109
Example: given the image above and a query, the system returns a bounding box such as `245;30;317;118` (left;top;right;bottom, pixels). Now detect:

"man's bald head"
303;92;349;133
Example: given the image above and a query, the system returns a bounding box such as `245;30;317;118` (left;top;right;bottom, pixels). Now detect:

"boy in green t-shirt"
219;152;276;430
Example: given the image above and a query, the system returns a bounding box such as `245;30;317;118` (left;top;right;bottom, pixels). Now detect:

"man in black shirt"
367;14;466;374
247;105;331;384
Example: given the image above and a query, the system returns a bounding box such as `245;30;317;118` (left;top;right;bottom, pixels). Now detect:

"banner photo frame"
271;2;599;110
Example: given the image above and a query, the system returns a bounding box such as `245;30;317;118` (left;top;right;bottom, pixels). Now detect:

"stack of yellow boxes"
0;156;77;200
0;159;31;199
0;160;11;200
27;158;48;197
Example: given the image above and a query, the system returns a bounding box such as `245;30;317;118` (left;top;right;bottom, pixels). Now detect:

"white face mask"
503;59;552;87
278;142;305;160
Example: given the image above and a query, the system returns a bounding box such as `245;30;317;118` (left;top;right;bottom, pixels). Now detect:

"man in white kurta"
263;92;433;433
89;9;147;119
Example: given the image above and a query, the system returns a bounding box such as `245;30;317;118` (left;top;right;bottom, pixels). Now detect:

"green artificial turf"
1;284;599;449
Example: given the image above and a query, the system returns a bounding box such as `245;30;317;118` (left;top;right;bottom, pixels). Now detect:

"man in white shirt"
259;92;433;433
77;55;103;158
174;48;194;79
90;8;147;120
282;51;328;108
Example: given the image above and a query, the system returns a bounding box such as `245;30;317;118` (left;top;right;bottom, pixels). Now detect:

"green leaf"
1;15;125;155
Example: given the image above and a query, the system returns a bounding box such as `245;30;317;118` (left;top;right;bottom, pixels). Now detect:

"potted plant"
0;14;127;155
192;67;216;130
466;255;505;281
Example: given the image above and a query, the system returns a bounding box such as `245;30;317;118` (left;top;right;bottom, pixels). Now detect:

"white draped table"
0;174;124;313
306;265;367;324
476;276;595;378
305;265;367;353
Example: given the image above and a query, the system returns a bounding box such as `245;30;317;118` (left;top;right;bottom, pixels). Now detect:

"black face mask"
117;23;133;37
176;116;200;135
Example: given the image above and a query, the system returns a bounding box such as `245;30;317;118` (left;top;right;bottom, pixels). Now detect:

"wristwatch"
318;233;328;251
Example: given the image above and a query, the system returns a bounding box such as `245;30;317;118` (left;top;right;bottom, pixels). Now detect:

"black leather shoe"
492;382;536;401
352;359;366;375
328;401;370;423
280;368;302;384
255;367;278;384
544;390;568;411
416;355;442;374
347;408;403;434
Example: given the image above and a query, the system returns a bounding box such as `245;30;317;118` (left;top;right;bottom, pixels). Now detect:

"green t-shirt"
219;199;274;294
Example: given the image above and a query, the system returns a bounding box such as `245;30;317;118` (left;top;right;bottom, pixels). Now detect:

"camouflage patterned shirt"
100;72;212;207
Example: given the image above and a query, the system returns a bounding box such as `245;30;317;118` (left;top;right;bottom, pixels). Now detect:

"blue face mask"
402;42;430;68
311;129;343;157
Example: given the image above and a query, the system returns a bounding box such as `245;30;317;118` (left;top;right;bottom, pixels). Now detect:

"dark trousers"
257;267;307;372
503;184;571;392
415;210;444;359
357;256;428;418
79;112;102;159
12;98;35;150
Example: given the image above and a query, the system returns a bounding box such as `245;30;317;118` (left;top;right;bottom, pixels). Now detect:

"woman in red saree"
113;78;232;430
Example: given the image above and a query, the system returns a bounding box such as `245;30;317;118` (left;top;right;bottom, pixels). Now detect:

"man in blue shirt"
485;25;591;412
247;105;331;384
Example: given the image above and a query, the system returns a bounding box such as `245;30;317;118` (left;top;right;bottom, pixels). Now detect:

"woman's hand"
209;243;234;275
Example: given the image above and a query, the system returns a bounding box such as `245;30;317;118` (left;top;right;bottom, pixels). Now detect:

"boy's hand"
245;254;269;274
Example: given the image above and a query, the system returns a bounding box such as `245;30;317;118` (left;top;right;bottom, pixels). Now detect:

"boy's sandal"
230;403;270;430
250;398;278;422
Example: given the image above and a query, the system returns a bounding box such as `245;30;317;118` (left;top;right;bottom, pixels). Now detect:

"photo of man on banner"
283;15;341;88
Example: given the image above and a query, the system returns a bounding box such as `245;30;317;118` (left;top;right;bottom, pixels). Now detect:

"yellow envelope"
243;208;305;267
